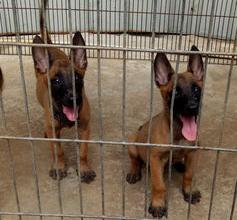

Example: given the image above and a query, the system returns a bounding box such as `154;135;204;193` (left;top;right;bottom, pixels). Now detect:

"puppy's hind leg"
126;134;142;184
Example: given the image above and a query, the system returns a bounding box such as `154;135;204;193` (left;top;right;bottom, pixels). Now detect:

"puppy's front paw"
183;190;201;204
78;169;96;184
148;204;167;218
126;172;141;184
49;168;67;180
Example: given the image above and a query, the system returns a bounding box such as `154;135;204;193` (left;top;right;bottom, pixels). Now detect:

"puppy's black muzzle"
62;91;82;108
182;100;199;116
173;100;200;119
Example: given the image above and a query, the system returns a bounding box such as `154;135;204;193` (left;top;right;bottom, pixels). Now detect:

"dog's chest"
169;138;194;158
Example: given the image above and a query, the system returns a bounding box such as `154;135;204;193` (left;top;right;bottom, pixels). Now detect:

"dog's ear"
32;35;49;73
71;31;88;70
154;53;174;87
187;45;204;80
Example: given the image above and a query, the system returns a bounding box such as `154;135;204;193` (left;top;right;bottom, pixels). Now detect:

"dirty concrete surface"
0;54;236;220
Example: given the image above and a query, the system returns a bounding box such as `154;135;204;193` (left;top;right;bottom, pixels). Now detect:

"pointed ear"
71;31;88;70
187;45;204;80
32;35;49;73
154;53;174;87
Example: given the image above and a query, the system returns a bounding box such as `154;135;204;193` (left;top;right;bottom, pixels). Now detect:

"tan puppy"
127;46;203;218
31;0;95;183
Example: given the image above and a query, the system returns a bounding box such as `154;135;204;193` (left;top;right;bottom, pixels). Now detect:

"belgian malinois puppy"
31;0;96;183
126;46;203;218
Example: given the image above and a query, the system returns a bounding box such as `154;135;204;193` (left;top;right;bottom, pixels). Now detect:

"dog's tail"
40;0;52;44
0;67;3;93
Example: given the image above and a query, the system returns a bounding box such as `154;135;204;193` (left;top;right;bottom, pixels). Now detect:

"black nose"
62;91;74;106
187;101;199;111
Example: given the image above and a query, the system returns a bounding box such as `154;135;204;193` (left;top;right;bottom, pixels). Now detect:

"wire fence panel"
0;0;237;220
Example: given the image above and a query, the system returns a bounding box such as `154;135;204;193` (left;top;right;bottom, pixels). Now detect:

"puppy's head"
32;32;87;122
154;45;204;141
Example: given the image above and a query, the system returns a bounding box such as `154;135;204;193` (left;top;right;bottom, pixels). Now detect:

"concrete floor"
0;55;236;220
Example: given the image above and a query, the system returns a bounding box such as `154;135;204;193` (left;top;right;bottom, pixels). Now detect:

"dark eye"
175;87;181;97
75;73;80;81
193;85;200;94
52;77;62;86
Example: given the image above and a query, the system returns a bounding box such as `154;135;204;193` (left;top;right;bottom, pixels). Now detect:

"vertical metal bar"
28;0;35;54
139;0;144;59
207;151;220;220
201;0;208;49
206;0;216;50
194;0;203;46
144;0;158;217
166;0;172;50
2;0;11;54
0;91;6;128
187;59;209;220
187;0;217;218
7;140;21;220
55;0;60;44
217;0;228;53
61;0;65;47
68;1;84;219
135;0;139;59
109;0;112;59
226;1;237;52
113;0;117;59
184;0;192;53
162;0;168;49
105;0;108;58
144;0;150;60
210;0;219;53
50;0;56;43
83;0;87;55
21;0;24;53
65;0;69;47
118;0;122;59
41;1;64;219
208;46;236;220
167;1;186;218
213;0;225;52
223;0;234;52
188;0;195;50
122;0;128;217
230;180;237;220
91;0;95;58
96;1;105;219
0;4;5;54
11;0;42;219
171;1;182;49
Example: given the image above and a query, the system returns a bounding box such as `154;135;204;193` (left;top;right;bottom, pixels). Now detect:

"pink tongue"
63;106;79;122
180;116;197;141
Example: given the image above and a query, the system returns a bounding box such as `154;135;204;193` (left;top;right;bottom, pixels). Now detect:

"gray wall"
0;0;236;40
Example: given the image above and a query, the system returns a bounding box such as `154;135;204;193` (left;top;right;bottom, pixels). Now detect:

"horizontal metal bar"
0;135;237;153
0;211;154;220
0;41;236;57
1;6;236;18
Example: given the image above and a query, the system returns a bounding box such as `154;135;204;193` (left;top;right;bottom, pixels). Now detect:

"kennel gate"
0;0;237;219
